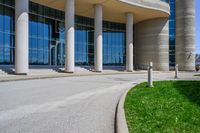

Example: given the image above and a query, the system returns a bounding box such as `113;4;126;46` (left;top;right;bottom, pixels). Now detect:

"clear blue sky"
196;0;200;54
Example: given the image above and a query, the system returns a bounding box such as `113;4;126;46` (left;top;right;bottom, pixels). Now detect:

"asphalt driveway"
0;72;199;133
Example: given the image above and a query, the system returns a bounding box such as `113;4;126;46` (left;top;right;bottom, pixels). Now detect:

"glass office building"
0;0;15;65
0;0;126;66
0;0;196;73
169;0;175;67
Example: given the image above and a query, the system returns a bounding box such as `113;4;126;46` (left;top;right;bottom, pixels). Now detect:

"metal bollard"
175;64;178;79
148;62;153;87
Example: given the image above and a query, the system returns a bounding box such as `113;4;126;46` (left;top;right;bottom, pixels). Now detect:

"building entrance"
50;41;65;66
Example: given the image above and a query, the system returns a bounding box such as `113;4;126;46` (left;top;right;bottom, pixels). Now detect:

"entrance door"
50;41;65;66
50;45;57;66
57;41;65;66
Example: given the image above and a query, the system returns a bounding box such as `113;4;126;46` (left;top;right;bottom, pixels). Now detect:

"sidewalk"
1;67;198;82
0;69;149;82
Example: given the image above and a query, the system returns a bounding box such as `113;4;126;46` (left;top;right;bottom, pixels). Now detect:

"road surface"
0;72;199;133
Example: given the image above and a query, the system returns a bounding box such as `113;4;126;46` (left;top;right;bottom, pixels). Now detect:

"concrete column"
134;18;169;71
175;0;195;71
65;0;75;73
94;4;103;72
15;0;29;74
126;13;134;72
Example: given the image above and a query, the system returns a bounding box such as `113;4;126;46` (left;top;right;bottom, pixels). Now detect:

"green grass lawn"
124;81;200;133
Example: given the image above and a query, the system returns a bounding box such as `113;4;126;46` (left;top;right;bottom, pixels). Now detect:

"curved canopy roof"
31;0;170;23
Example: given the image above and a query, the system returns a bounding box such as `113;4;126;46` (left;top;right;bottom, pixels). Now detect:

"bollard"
175;64;178;79
148;62;153;87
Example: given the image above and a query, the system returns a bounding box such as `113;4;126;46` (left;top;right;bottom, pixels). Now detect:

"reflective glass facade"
161;0;169;3
0;1;126;66
0;0;177;68
29;2;65;65
103;22;126;66
0;1;15;64
75;16;94;66
169;0;175;66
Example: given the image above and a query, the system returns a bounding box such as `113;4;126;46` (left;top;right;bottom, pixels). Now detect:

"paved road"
0;72;199;133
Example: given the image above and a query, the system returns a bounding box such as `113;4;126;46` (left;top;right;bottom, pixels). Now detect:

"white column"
126;13;134;72
15;0;29;74
65;0;75;73
94;4;103;72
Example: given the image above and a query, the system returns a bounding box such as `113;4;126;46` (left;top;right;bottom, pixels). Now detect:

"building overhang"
30;0;170;24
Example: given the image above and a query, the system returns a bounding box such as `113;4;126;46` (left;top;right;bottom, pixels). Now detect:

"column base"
95;71;102;73
64;71;74;73
15;73;28;75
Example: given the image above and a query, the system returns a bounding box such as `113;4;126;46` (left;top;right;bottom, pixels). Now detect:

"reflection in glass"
0;1;127;67
169;0;175;67
0;2;14;64
103;21;126;66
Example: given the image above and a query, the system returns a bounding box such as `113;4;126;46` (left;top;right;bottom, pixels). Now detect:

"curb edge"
116;86;135;133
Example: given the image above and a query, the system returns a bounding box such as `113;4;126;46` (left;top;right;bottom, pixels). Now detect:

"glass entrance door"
50;41;65;66
50;45;57;66
57;41;65;66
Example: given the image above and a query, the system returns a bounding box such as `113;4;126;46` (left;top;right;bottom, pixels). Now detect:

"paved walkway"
0;69;147;82
0;72;199;133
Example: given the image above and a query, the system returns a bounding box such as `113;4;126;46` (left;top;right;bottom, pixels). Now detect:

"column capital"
94;4;103;8
125;12;134;17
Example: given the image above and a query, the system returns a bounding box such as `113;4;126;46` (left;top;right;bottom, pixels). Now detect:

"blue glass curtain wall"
0;1;126;66
103;21;126;66
0;0;14;7
29;2;65;65
169;0;175;67
0;1;15;64
161;0;169;3
75;16;94;66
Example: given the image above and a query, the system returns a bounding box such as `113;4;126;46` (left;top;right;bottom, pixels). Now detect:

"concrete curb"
0;72;150;83
0;71;174;83
116;86;135;133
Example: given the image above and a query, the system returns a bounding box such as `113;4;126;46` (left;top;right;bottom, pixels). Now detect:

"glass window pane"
0;5;3;32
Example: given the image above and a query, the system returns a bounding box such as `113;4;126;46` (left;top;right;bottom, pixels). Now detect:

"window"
0;1;128;67
103;21;126;66
0;3;14;64
169;0;176;67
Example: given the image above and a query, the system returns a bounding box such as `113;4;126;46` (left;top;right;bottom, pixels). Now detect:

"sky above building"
196;0;200;54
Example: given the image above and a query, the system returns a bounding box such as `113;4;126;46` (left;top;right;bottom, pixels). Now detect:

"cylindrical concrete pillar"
94;5;103;72
134;18;169;71
175;0;195;71
15;0;29;74
126;13;134;72
65;0;75;73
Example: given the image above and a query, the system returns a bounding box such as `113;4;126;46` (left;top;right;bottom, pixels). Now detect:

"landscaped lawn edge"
116;84;138;133
124;81;200;132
